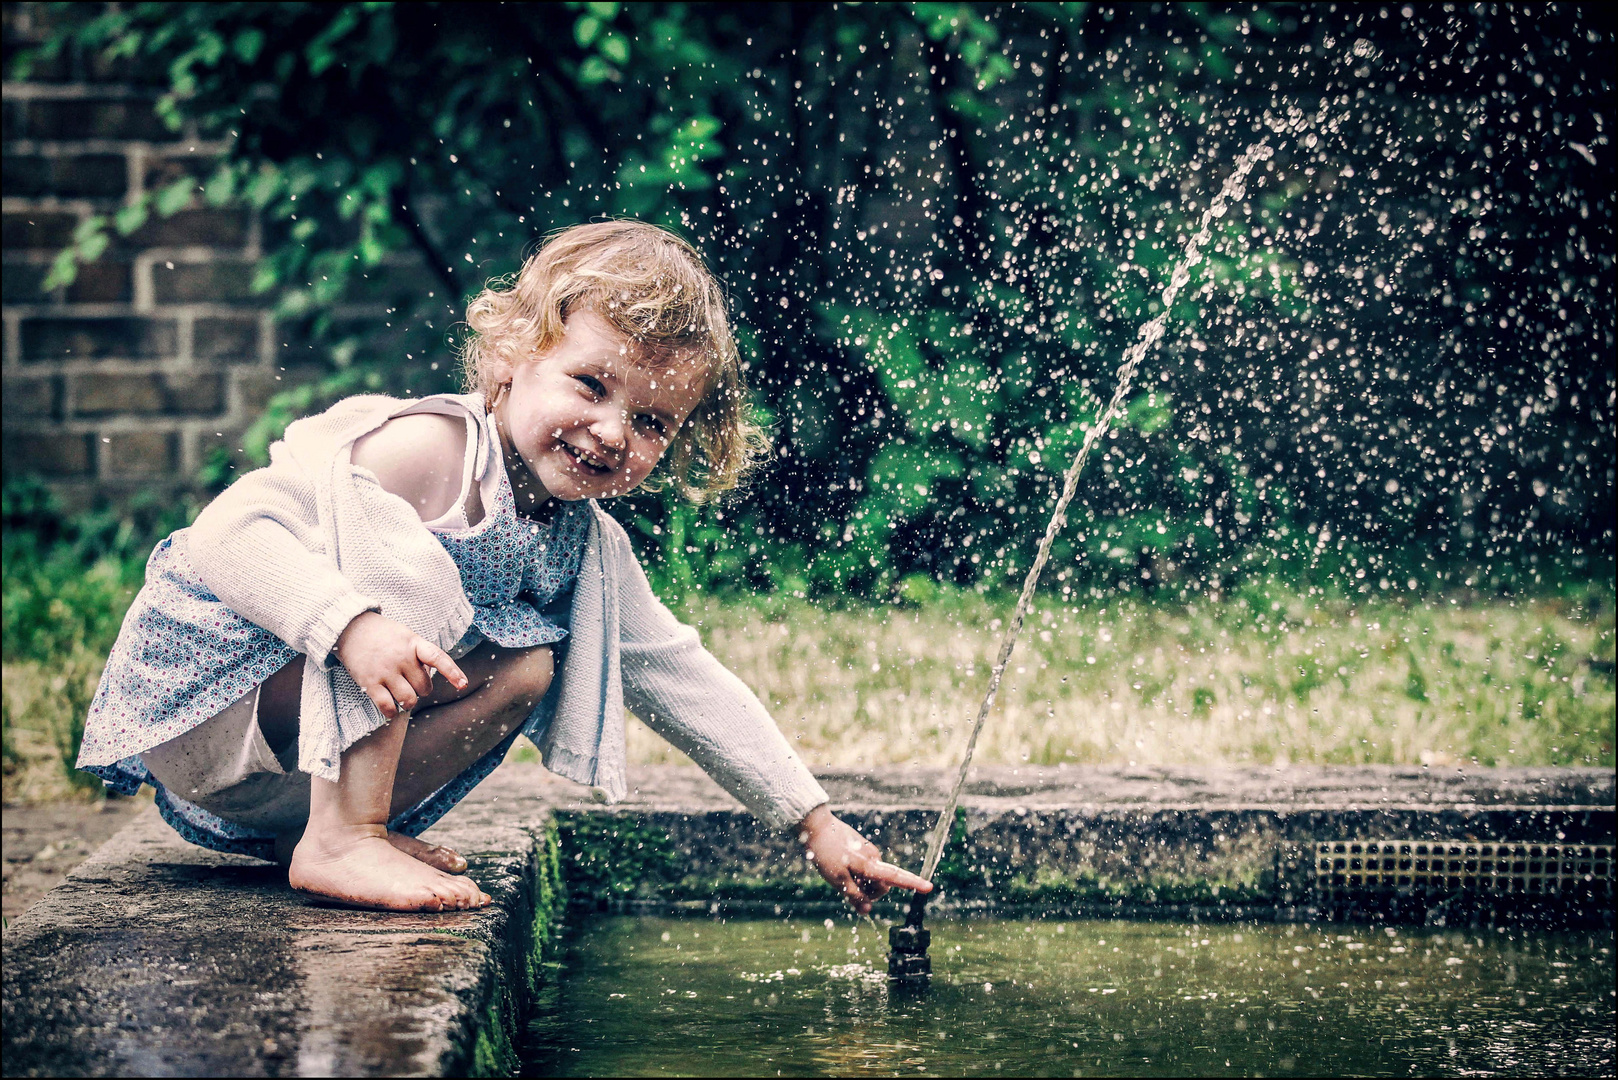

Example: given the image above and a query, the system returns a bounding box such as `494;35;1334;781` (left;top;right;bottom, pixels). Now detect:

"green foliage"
1;479;194;664
931;808;977;893
1;480;200;796
13;3;1612;606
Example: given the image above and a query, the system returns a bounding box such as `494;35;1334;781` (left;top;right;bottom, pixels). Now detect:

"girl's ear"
486;357;515;388
485;358;515;409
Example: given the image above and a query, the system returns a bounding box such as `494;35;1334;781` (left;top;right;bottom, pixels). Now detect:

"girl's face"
490;310;709;505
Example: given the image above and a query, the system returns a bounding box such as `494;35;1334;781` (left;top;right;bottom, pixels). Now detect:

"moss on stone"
996;863;1276;908
554;810;682;900
663;873;828;904
471;977;519;1077
470;819;564;1078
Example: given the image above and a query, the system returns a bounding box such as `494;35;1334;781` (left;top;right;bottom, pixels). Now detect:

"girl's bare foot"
273;828;467;874
385;832;468;874
287;823;490;911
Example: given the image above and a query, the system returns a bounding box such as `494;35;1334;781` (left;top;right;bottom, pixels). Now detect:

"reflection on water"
522;915;1614;1077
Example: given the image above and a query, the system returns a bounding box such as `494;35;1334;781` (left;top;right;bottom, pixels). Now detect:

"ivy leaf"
113;198;150;236
154;176;195;217
40;247;80;292
232;27;264;63
598;31;630;66
71;215;106;245
76;228;109;264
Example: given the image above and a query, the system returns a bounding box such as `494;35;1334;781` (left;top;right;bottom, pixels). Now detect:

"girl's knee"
502;645;554;705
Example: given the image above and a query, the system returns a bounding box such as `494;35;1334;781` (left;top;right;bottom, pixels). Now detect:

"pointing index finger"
851;855;933;893
415;638;469;690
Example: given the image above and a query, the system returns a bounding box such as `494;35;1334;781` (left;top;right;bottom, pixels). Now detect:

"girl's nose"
590;409;627;456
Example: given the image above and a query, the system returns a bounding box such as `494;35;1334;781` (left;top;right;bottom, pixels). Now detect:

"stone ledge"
484;761;1617;812
1;808;558;1078
2;764;1612;1077
508;764;1612;915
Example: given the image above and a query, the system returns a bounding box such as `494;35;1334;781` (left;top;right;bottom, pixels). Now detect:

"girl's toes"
424;844;466;874
387;832;468;874
431;876;474;909
450;876;486;909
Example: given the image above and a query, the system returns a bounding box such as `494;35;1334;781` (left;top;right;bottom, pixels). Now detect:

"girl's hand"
334;611;469;718
797;803;932;914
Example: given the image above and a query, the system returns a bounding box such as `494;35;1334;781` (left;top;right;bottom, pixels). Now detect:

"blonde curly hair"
460;220;768;501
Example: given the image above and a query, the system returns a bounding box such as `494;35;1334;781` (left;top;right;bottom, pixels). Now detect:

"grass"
3;651;107;802
5;583;1613;804
626;586;1616;772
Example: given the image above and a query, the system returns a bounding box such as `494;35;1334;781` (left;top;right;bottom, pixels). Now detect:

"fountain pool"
521;914;1614;1077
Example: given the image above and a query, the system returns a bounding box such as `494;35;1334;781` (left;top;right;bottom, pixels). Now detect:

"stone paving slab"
2;796;149;923
2;808;552;1077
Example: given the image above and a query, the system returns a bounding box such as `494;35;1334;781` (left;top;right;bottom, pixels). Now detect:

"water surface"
522;915;1614;1077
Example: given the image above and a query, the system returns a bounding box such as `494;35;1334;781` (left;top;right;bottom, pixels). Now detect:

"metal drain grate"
1315;840;1614;902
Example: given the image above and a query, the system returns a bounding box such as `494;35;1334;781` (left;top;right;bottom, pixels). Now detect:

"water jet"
888;143;1275;986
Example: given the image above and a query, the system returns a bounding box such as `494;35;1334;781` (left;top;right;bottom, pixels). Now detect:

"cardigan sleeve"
187;442;379;667
608;518;829;830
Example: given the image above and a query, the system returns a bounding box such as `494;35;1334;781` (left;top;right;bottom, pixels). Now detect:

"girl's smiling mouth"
562;441;615;475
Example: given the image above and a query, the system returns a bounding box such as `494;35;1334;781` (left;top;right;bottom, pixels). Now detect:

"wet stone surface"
1;809;548;1077
2;763;1612;1076
504;763;1614;914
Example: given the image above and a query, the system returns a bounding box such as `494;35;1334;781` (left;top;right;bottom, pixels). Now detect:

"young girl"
77;220;929;913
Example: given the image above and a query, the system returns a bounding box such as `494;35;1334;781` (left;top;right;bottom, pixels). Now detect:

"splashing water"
918;142;1276;882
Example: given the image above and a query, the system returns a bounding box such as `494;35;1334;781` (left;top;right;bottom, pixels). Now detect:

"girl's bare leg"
261;661;464;873
260;643;553;911
387;644;555;813
288;717;483;911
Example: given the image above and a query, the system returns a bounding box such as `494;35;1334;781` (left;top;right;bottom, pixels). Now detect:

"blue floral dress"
81;417;591;861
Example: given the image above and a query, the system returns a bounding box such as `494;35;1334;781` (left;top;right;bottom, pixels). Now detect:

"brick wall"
1;3;443;512
0;4;281;510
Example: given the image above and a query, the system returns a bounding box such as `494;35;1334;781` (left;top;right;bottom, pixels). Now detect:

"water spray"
889;143;1274;985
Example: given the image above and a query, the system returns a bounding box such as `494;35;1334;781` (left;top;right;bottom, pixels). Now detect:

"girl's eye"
574;374;606;397
637;414;668;438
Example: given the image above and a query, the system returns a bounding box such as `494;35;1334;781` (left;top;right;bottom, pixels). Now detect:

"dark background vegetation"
5;1;1614;639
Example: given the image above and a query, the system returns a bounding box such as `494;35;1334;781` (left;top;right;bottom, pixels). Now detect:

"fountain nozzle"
887;889;932;983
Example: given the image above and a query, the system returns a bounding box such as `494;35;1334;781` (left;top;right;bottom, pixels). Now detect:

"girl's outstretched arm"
605;513;929;910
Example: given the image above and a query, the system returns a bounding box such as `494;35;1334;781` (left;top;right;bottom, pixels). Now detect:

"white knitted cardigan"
182;393;829;829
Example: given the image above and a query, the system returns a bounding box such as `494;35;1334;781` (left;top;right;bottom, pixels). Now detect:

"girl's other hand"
334;611;469;718
797;803;932;914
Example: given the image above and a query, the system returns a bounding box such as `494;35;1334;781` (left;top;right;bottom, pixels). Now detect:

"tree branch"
924;37;993;275
394;182;461;298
